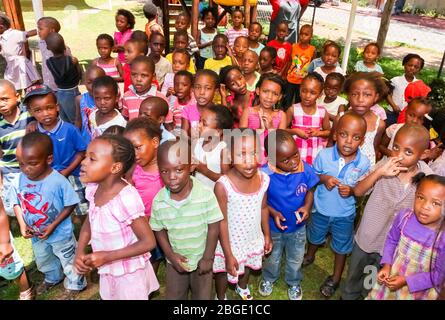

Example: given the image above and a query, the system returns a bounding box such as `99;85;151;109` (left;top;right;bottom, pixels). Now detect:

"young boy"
143;1;163;39
162;49;191;96
342;124;433;300
0;80;34;216
224;9;248;48
285;24;316;108
230;36;249;67
123;38;148;93
24;85;88;219
248;22;265;56
139;96;176;144
165;31;196;74
203;34;232;74
305;113;371;298
266;22;292;76
317;72;347;122
148;33;172;88
12;132;86;299
259;129;319;300
174;12;199;57
150;139;223;299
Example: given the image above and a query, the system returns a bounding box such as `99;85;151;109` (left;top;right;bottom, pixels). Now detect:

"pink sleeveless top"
97;58;120;79
132;165;164;217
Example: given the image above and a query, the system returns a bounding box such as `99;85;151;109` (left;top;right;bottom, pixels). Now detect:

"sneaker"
258;280;273;297
288;285;303;300
235;284;253;300
57;289;82;300
18;287;35;300
214;294;228;300
35;280;61;296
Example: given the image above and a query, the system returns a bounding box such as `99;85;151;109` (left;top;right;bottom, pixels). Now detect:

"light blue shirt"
354;60;383;74
308;57;340;74
160;124;175;144
313;145;370;217
250;43;265;56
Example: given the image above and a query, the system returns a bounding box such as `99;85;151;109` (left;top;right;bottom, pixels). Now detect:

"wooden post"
251;5;257;22
377;0;395;51
244;0;251;28
2;0;25;30
191;0;199;41
162;0;170;53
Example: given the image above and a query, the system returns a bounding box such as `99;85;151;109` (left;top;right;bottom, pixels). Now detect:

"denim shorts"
68;175;88;216
1;171;20;216
149;245;164;263
307;210;355;255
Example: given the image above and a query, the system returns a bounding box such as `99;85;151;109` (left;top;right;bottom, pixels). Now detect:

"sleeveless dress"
96;58;120;79
213;172;270;284
199;30;217;59
193;139;227;190
360;115;380;166
291;104;327;165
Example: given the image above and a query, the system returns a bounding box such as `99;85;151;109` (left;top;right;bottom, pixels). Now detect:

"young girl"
286;73;330;165
161;49;190;97
113;9;135;65
354;42;383;74
92;34;124;82
316;72;347;122
197;6;218;70
248;22;265;56
170;70;195;135
0;14;40;90
242;50;261;92
166;31;196;75
230;36;249;68
193;104;232;189
74;135;159;300
314;42;345;81
367;174;445;300
224;9;248;48
203;34;232;74
259;47;277;74
266;22;292;77
213;130;272;300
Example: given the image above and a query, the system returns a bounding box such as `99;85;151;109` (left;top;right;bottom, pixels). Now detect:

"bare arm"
0;201;13;263
59;151;85;177
278;111;287;129
373;119;386;162
386;94;401;113
378;133;392;158
181;118;191;137
239;106;250;128
38;204;77;240
261;192;272;254
74;217;92;274
155;229;188;272
114;60;124;83
26;29;37;38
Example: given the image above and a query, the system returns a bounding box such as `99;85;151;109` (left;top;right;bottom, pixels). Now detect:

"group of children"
0;4;444;301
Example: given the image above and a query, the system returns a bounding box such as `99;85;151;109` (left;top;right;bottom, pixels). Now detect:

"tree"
377;0;395;51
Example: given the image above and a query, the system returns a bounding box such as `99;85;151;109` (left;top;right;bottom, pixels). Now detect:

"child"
0;14;40;91
307;40;337;73
197;6;218;70
304;113;370;298
224;9;248;48
397;79;431;124
150;140;223;300
182;70;219;137
162;49;191;96
174;12;199;56
123;38;148;93
314;41;345;81
213;129;272;300
0;198;33;300
89;76;126;138
258;129;319;300
12;132;86;299
286;73;330;165
248;22;265;56
121;56;170;121
148;33;172;88
113;9;135;65
342;124;433;300
45;33;81;127
166;31;196;74
266;22;292;76
143;1;163;39
230;36;249;67
203;34;232;74
24;85;88;219
354;42;383;74
259;47;277;74
193;104;232;189
170;71;196;135
242;50;261;92
317;72;347;122
92;34;124;82
285;24;317;108
367;173;444;300
138;96;176;144
75;135;159;300
0;80;34;216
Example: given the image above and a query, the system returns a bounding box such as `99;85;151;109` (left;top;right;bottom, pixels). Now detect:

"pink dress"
114;29;133;64
132;165;164;217
213;172;270;283
291;103;327;165
226;92;255;128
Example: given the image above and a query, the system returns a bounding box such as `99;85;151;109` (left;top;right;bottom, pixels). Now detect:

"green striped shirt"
150;177;223;271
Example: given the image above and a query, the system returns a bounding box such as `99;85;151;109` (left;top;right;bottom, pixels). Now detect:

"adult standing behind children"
268;0;308;43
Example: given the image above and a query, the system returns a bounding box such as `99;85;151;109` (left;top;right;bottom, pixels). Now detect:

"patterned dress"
360;115;380;166
213;172;270;284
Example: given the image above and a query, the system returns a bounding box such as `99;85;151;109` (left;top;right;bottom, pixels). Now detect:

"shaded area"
14;0;96;12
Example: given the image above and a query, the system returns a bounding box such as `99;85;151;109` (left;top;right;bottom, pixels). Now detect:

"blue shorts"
0;240;24;281
307;210;355;255
150;245;164;263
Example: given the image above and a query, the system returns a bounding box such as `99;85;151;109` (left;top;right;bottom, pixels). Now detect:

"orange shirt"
287;43;316;84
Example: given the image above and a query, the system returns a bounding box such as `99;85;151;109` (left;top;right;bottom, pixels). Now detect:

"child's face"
363;45;379;64
299;27;312;45
232;135;259;179
172;52;189;73
300;78;322;108
193;75;216;107
275;139;301;173
405;102;429;125
324;78;342;100
124;42;141;64
17;144;52;181
391;131;427;169
414;180;445;229
334;118;366;159
159;153;192;195
150;35;165;57
212;38;227;60
404;57;423;78
80;139;115;183
241;51;258;75
115;14;130;33
139;102;163;124
348;79;379;115
37;21;54;40
234;38;249;58
93;86;118;115
0;84;20;117
199;109;219;138
322;45;340;67
231;12;244;28
175;15;190;31
259;51;274;71
131;62;155;94
28;94;59;129
97;39;113;59
203;12;216;28
124;129;159;169
248;24;262;42
226;69;247;95
84;70;104;95
255;79;282;109
174;35;188;50
276;24;289;41
174;75;192;101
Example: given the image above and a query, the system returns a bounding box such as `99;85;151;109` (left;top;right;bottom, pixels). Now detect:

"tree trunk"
377;0;395;51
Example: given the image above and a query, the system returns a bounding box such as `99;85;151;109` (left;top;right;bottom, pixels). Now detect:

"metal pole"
341;0;358;72
32;0;44;22
438;50;445;78
311;2;316;28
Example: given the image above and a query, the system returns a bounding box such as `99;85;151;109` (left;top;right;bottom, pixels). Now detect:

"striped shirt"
224;28;248;48
0;105;33;174
150;176;223;271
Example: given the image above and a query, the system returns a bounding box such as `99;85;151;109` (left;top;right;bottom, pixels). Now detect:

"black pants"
284;82;301;110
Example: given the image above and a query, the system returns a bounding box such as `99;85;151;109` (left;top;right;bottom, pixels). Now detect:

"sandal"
235;284;253;300
320;276;339;298
302;255;315;268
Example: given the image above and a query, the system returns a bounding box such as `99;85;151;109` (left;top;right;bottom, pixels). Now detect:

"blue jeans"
262;227;306;287
56;87;80;125
32;234;86;290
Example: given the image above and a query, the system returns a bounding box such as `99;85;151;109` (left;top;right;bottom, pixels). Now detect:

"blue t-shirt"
307;57;340;74
38;119;87;176
313;145;370;218
261;162;320;233
11;170;79;243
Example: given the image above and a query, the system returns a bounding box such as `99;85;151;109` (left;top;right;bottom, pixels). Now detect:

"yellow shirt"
166;53;196;74
203;56;232;74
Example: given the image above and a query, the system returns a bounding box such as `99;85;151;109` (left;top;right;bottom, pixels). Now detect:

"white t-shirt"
317;95;348;116
390;75;416;112
314;66;345;81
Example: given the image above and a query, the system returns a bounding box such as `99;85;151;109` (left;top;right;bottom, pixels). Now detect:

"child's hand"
169;252;190;273
377;264;391;285
197;257;213;275
379;156;407;177
338;184;353;198
385;275;406;291
26;121;38;133
272;211;287;230
20;226;34;239
0;243;13;264
296;207;310;223
83;251;109;269
226;45;234;57
38;223;56;240
294;128;309;140
324;176;341;190
74;253;92;275
225;254;239;277
264;235;273;255
167;87;175;97
219;84;227;100
307;128;319;137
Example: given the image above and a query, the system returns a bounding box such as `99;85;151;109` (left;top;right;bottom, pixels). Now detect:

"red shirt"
123;63;160;93
267;40;292;74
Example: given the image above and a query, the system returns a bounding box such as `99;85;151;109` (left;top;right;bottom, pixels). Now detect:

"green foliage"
428;78;445;110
